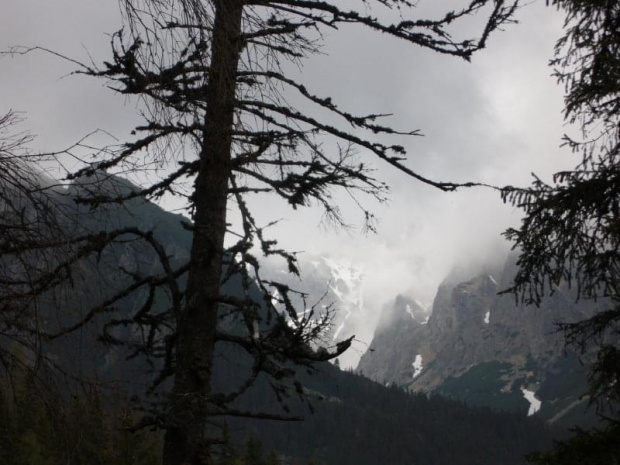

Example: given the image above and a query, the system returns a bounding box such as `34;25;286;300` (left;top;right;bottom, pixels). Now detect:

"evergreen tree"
265;451;281;465
502;0;620;462
0;359;162;465
243;436;265;465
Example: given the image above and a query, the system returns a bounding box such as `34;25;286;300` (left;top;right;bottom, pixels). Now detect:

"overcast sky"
1;1;576;367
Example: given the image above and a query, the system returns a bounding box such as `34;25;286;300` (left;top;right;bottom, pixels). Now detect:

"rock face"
357;255;598;426
359;295;429;385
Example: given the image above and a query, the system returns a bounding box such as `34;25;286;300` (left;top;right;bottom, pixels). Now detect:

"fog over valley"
0;1;581;370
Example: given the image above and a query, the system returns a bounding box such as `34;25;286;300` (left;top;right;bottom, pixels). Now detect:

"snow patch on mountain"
322;257;364;342
297;308;312;318
264;254;368;369
404;300;431;325
412;354;423;378
484;311;490;324
333;322;347;340
521;388;542;416
270;288;281;307
405;304;415;320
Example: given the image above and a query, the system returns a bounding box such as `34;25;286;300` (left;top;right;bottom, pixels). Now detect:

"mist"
1;1;579;369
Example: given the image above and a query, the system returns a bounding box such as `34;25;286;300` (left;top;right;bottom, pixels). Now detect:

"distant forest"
0;355;552;465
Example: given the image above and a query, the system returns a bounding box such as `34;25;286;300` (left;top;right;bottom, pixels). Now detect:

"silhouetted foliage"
502;0;620;462
0;110;65;370
4;1;522;463
0;169;555;465
528;419;620;465
0;350;162;465
236;368;553;465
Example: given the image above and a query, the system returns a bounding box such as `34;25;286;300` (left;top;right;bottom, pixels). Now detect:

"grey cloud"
1;1;576;369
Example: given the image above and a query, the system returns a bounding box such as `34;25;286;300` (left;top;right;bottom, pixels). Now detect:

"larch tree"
5;1;520;464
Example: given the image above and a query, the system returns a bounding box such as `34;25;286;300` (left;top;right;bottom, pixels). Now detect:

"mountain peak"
357;254;597;425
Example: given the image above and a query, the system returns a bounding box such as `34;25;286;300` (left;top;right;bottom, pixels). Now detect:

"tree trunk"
163;2;244;464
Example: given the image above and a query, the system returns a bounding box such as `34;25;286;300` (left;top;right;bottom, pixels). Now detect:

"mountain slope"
357;255;598;427
3;174;557;464
233;366;553;465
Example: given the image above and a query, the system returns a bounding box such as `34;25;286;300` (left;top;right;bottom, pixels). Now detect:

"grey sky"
1;1;575;367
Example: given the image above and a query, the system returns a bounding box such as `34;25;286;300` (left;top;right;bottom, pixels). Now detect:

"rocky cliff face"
357;255;598;426
358;294;428;386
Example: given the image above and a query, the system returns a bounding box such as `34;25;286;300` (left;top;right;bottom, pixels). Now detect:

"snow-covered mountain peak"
321;256;365;342
263;254;370;368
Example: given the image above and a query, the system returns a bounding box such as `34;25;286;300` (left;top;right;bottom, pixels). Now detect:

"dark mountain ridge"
2;174;555;464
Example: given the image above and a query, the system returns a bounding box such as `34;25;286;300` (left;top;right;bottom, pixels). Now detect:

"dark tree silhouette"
5;1;520;464
0;110;70;373
502;0;620;462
